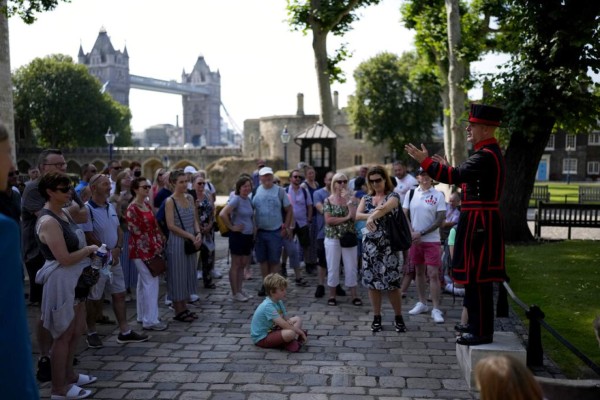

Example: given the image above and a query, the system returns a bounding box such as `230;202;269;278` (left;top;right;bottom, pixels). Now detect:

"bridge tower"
79;27;130;106
181;56;221;146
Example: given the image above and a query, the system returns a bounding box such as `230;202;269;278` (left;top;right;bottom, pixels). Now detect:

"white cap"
184;166;197;174
259;167;274;176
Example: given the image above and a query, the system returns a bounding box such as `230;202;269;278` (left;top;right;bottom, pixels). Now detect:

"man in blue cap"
405;103;505;346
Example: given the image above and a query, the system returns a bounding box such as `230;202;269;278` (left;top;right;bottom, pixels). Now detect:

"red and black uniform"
421;137;506;338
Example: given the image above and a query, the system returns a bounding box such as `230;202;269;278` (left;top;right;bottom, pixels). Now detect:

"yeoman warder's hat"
468;103;503;127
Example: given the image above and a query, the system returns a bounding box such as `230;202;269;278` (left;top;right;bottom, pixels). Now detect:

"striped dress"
166;196;197;302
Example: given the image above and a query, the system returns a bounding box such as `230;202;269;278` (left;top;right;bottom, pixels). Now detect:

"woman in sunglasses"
126;177;168;331
323;173;361;307
356;165;406;333
36;171;100;399
193;174;216;290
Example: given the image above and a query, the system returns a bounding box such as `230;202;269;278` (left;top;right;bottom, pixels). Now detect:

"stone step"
456;331;527;388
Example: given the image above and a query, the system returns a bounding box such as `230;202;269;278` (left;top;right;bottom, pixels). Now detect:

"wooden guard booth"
293;122;337;186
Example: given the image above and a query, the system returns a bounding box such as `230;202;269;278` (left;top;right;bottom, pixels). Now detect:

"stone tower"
79;27;130;106
181;56;221;146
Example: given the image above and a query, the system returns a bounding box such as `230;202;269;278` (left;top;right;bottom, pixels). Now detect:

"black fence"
497;282;600;376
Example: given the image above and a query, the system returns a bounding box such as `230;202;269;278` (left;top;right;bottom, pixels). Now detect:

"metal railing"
497;282;600;376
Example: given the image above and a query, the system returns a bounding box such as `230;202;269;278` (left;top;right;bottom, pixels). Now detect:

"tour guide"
405;103;505;346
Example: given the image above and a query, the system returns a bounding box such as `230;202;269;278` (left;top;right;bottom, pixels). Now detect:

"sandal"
50;384;92;399
74;373;97;386
173;311;194;323
352;298;363;306
184;309;199;320
295;278;309;287
327;298;337;306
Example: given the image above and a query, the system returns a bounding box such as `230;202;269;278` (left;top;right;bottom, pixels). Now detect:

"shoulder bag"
387;201;412;252
144;253;167;277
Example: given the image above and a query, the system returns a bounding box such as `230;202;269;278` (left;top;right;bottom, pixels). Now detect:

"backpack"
214;203;230;237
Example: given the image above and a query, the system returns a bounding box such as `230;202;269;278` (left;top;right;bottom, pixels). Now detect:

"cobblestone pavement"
28;219;596;399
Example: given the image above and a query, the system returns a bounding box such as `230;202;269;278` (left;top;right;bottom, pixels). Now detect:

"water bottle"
92;244;108;270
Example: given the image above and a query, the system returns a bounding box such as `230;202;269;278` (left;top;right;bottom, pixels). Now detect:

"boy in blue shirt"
250;273;307;352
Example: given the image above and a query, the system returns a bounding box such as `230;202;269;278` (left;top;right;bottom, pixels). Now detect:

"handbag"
294;224;311;247
184;238;200;255
144;254;167;277
173;197;201;255
339;231;358;248
387;205;412;252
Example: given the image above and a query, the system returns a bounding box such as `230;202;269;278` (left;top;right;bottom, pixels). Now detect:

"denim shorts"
254;229;283;264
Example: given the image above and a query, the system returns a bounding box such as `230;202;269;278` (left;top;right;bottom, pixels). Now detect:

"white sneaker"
233;292;248;302
197;271;202;280
211;269;223;279
164;297;172;306
408;302;429;315
189;294;200;302
431;308;445;323
241;291;254;299
454;288;465;297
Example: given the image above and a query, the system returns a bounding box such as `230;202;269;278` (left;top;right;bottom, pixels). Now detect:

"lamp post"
104;127;116;161
280;125;291;170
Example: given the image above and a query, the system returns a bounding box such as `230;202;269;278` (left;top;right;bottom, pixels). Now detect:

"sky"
9;0;504;134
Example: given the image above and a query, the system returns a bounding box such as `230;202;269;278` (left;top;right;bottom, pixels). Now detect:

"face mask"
134;170;141;177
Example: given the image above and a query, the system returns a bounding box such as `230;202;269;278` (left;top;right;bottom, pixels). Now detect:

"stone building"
243;92;390;175
78;27;130;106
181;56;222;146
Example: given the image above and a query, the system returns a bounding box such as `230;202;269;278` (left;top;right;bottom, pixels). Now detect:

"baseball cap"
184;166;197;174
259;167;274;176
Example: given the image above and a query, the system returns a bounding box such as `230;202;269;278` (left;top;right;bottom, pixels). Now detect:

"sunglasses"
369;178;383;184
292;175;303;179
335;180;348;184
197;182;205;186
112;166;123;170
53;185;72;193
140;185;151;189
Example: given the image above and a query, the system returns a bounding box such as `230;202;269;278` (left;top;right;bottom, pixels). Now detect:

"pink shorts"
408;242;442;267
255;329;286;349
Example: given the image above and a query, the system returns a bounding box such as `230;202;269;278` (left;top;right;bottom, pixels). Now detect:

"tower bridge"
79;28;223;146
129;75;210;96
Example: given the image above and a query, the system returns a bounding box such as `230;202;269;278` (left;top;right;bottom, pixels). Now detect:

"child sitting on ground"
250;273;307;352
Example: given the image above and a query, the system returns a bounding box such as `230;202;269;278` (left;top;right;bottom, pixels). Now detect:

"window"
354;155;363;165
565;134;576;150
545;134;555;150
587;161;600;175
589;132;600;146
354;130;363;140
562;158;577;174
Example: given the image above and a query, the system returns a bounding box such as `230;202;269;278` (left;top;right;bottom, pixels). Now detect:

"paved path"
29;223;591;399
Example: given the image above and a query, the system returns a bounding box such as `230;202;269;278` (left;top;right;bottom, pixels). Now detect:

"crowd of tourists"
0;104;543;399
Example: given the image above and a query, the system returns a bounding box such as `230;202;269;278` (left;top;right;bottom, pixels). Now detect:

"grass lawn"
530;181;600;206
506;240;600;378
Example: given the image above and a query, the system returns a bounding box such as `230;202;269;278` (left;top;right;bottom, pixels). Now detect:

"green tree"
348;51;441;156
491;0;600;241
13;54;131;148
287;0;382;127
401;0;498;164
1;0;68;159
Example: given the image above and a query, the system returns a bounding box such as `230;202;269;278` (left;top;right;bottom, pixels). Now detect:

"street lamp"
280;125;291;170
104;127;116;161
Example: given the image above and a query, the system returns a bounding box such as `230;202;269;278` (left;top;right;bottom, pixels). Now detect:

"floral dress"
126;201;163;261
361;192;402;290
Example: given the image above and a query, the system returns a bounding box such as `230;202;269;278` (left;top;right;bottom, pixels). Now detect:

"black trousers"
465;281;494;337
25;252;46;303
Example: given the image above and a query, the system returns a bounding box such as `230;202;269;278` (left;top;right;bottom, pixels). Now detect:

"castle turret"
79;28;130;106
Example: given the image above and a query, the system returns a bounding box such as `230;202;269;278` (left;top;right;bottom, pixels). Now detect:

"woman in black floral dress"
356;165;406;333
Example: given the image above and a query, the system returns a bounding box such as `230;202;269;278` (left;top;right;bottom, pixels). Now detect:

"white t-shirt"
403;186;446;243
394;174;418;204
